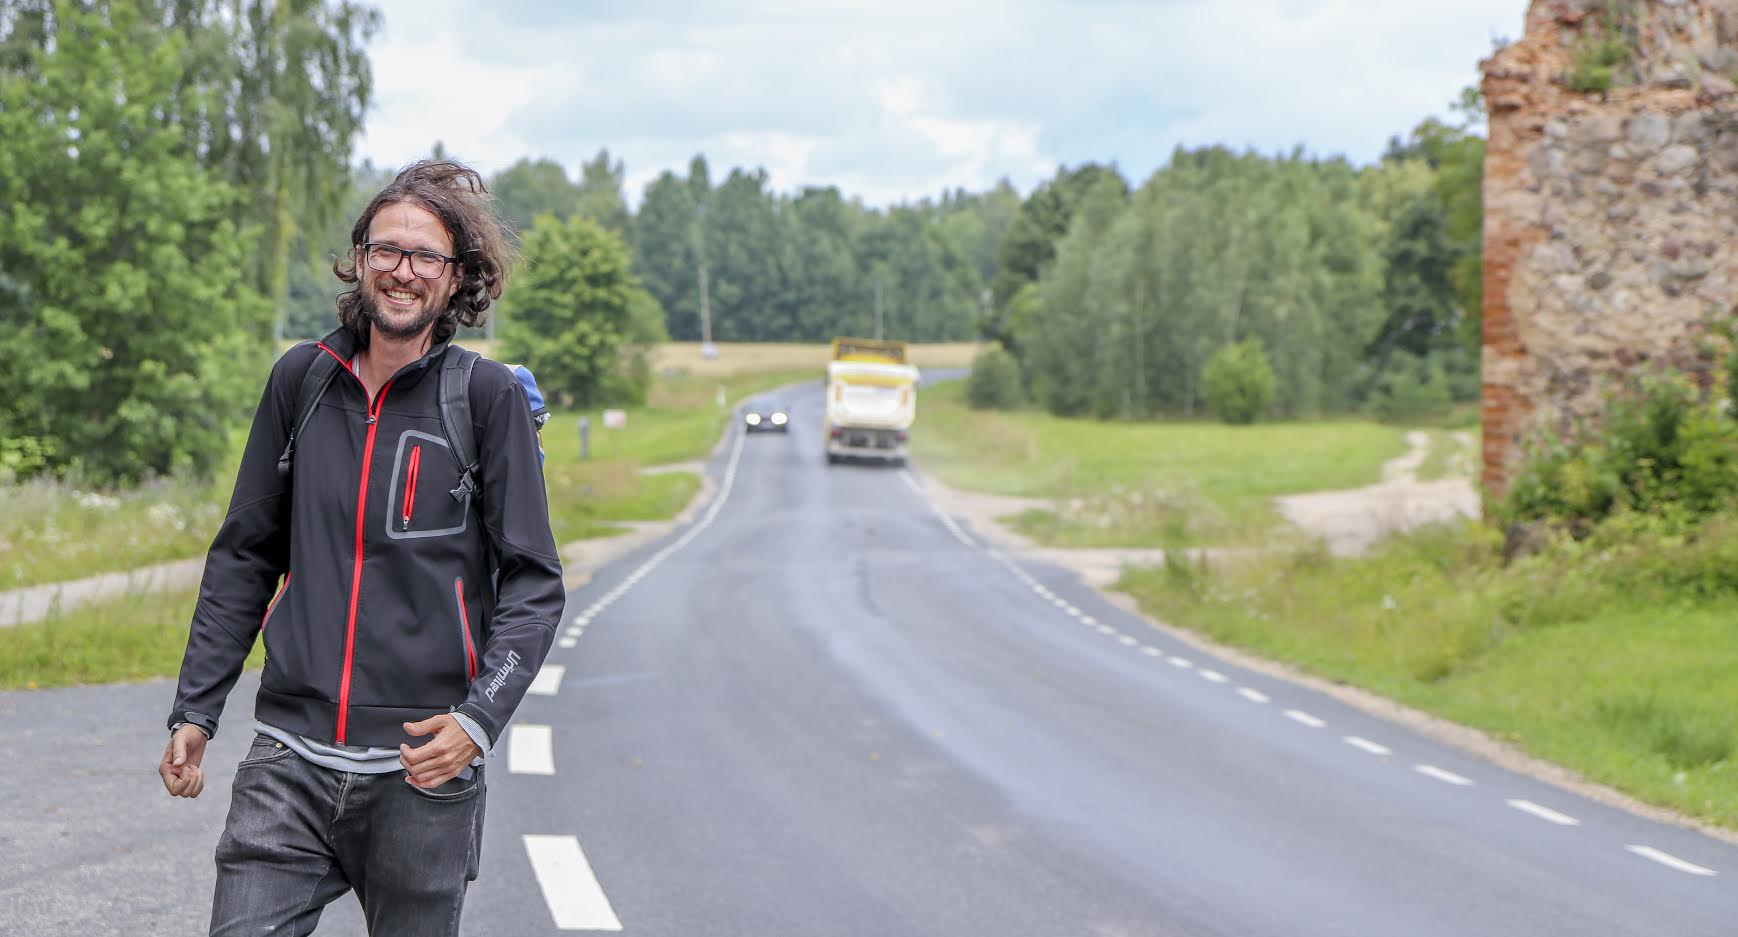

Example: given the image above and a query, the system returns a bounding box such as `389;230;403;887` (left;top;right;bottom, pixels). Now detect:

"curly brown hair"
333;159;516;346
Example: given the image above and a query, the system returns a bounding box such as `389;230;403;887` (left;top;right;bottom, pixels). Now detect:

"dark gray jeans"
209;734;485;937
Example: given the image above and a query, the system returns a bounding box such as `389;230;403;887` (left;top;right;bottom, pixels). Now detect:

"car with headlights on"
743;395;791;433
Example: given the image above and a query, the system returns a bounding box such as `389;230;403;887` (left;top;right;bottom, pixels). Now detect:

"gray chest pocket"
385;429;471;540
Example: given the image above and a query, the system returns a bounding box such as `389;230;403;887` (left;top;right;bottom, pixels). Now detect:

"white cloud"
355;0;1524;204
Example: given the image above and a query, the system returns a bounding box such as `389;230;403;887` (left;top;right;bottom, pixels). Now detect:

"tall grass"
0;444;240;590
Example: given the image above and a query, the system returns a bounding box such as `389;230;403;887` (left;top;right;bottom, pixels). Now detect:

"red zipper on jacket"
402;444;421;530
455;577;477;682
318;342;394;746
260;571;291;629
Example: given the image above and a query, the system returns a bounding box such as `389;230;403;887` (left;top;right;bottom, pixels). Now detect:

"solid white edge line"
508;724;556;775
523;834;626;930
527;665;566;697
1284;709;1325;728
1626;845;1717;877
1344;736;1391;756
1237;687;1270;703
900;469;978;548
1507;799;1580;826
556;427;748;657
1415;764;1474;786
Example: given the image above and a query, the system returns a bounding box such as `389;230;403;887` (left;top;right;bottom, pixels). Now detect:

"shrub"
1202;340;1276;424
965;345;1025;410
1501;374;1738;529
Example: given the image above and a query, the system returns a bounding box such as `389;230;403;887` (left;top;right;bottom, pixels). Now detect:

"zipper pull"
366;415;377;425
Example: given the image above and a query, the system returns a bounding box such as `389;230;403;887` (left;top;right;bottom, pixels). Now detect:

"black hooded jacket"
168;328;565;748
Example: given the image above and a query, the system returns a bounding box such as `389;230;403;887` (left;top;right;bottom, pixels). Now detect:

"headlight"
771;412;788;425
745;413;762;425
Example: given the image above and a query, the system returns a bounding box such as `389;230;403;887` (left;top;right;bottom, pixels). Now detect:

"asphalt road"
4;378;1736;936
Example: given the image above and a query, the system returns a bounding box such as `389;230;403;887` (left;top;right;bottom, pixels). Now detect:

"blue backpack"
505;363;549;465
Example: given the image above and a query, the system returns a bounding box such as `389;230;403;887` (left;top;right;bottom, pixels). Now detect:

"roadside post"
577;416;590;461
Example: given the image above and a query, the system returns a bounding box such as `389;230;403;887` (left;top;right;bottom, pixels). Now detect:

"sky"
356;0;1525;207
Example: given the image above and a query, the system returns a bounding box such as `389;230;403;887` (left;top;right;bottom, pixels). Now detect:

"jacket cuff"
453;703;498;749
167;710;219;739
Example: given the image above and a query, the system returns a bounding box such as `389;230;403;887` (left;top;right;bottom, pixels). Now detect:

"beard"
359;280;445;341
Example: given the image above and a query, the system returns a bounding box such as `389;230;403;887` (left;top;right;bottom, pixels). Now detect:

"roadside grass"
0;585;263;689
653;341;978;377
912;382;1410;547
1122;519;1738;827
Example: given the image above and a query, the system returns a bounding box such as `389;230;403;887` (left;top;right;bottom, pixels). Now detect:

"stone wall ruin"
1481;0;1738;497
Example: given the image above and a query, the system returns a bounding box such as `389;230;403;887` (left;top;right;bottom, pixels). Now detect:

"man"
159;159;565;936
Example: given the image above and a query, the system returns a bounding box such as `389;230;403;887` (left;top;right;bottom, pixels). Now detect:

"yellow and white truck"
823;337;920;465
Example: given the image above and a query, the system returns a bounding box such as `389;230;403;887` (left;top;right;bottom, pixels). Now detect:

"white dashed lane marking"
921;465;1730;886
1507;799;1580;827
508;724;556;776
527;665;566;697
1626;845;1717;877
1415;765;1474;787
524;835;625;930
1345;736;1391;756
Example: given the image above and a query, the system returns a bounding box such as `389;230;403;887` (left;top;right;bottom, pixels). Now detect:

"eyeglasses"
362;242;457;279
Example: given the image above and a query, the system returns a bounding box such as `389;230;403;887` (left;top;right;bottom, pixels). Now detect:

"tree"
1370;190;1458;365
632;170;700;340
1202;341;1277;425
152;0;378;330
985;163;1127;350
491;157;583;238
701;168;788;341
497;214;637;406
575;148;631;240
0;0;271;483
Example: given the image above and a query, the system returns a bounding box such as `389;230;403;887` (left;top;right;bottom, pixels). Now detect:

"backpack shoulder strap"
439;344;482;502
277;343;342;480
